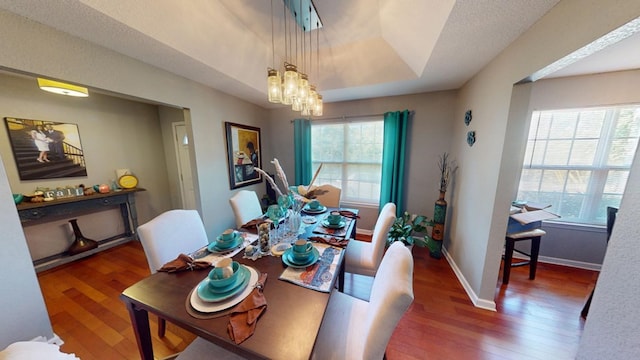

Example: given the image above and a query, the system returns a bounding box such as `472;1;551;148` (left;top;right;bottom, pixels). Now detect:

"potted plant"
387;212;434;249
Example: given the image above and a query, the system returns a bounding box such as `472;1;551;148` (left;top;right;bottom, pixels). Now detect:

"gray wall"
514;69;640;269
578;142;640;359
0;155;53;347
447;0;640;311
268;91;458;231
0;8;265;343
0;73;173;260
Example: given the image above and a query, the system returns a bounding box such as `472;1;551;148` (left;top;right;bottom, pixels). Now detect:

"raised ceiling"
2;0;636;108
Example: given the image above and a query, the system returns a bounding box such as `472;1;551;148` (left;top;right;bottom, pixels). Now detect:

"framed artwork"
224;122;262;189
4;117;88;180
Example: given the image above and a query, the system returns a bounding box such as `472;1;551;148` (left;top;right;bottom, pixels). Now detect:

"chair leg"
529;236;541;280
581;288;595;318
158;316;166;338
503;238;515;284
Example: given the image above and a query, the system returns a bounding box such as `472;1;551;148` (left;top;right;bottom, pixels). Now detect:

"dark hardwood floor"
37;238;596;359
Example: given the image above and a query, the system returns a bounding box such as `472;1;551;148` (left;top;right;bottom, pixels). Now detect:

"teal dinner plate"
321;219;346;229
207;265;249;294
303;205;327;214
282;247;320;268
208;234;243;253
197;266;250;302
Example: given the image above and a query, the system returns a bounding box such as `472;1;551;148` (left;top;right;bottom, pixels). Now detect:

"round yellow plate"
118;174;138;189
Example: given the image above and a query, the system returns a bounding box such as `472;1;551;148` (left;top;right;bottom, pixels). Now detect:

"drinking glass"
267;204;284;241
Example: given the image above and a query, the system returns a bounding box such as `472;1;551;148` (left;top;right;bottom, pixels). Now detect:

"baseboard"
29;333;64;346
355;228;372;236
442;247;497;311
512;253;602;271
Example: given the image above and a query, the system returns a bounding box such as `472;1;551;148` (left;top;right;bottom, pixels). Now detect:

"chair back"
137;209;209;273
606;206;618;242
369;202;397;269
312;184;341;208
229;190;263;229
363;241;414;359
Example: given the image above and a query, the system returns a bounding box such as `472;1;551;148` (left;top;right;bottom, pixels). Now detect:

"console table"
17;188;145;272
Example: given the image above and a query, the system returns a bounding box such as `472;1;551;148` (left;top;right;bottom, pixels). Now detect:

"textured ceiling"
4;0;635;108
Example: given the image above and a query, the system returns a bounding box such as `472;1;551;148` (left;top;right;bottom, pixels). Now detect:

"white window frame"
517;105;640;225
310;116;384;205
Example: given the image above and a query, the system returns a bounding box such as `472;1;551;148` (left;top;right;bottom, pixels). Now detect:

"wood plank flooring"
37;239;597;359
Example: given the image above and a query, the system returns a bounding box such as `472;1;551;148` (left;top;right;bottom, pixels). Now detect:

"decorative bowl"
13;193;24;204
208;261;241;288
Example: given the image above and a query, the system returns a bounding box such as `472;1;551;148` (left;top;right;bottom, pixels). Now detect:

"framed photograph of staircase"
4;117;88;180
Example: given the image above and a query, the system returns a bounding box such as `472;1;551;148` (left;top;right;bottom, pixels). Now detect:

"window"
311;117;384;204
517;105;640;225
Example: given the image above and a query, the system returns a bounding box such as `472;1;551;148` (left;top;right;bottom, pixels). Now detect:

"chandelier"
267;0;323;116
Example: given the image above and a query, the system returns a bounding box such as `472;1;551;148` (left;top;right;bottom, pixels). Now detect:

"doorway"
173;122;196;209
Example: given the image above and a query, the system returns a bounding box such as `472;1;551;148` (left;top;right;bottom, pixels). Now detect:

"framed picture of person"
4;117;88;180
224;122;262;189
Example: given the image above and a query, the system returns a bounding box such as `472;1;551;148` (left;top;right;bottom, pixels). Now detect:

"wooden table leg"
124;300;154;360
338;255;345;292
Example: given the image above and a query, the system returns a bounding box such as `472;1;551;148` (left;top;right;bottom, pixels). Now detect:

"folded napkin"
338;210;360;219
227;273;268;344
308;236;349;248
241;218;267;230
157;254;210;273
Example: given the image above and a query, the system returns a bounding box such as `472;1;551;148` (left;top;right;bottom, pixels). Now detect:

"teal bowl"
208;261;241;288
13;193;24;204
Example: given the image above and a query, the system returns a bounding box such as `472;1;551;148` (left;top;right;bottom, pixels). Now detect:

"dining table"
120;207;358;360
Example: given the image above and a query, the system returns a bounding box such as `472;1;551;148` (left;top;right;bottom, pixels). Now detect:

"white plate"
302;216;317;224
189;266;259;313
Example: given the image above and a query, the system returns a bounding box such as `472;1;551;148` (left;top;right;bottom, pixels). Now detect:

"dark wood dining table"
120;207;357;360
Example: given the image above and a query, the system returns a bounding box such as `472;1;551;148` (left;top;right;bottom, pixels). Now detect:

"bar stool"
503;228;546;284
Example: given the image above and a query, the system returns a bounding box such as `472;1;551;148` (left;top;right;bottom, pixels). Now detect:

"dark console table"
17;188;145;272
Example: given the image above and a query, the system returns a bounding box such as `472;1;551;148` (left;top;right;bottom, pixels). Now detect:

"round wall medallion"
118;174;138;189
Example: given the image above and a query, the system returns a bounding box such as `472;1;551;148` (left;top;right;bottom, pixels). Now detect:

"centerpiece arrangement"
254;159;324;245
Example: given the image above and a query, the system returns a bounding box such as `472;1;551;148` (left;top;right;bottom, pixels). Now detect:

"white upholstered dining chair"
137;209;209;338
174;242;414;360
312;241;414;359
229;190;263;229
344;202;396;278
311;184;341;208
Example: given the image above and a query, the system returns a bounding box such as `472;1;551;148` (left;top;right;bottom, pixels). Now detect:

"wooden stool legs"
503;230;544;284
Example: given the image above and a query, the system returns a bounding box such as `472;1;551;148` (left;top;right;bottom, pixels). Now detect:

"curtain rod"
290;113;386;123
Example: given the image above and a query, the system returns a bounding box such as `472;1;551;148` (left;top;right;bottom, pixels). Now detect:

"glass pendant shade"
292;96;303;111
313;94;323;116
301;103;311;116
297;74;309;105
307;85;317;110
267;69;282;103
282;63;299;105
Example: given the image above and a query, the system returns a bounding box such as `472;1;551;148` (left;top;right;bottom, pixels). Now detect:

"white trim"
511;253;602;271
442;247;497;311
356;228;373;236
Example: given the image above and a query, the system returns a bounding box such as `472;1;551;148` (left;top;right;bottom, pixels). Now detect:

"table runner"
279;243;343;293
